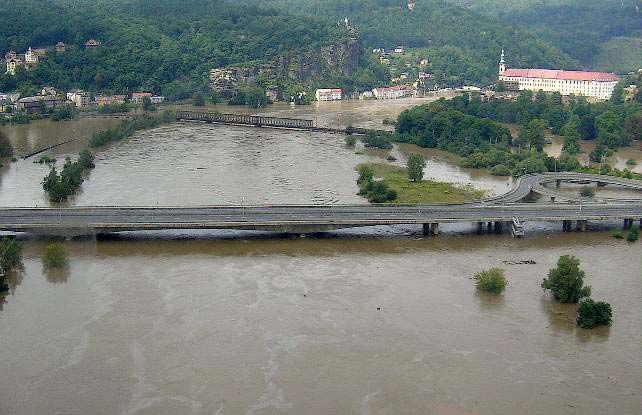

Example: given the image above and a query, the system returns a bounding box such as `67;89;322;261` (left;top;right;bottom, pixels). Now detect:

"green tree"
0;237;22;272
42;243;69;269
357;164;374;185
561;115;581;155
627;227;639;242
474;268;508;294
577;298;612;329
193;92;205;106
142;96;153;111
406;153;426;182
0;131;14;158
344;135;357;147
542;255;591;303
527;119;546;152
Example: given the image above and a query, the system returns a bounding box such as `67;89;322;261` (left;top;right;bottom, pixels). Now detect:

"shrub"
345;135;357;147
627;227;639;242
358;179;397;203
474;268;507;294
42;243;69;269
0;237;22;271
612;230;624;239
542;255;591;303
490;164;511;176
579;186;595;197
577;298;612;329
363;131;393;149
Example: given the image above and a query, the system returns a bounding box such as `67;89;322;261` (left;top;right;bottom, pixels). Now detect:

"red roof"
502;69;619;82
132;92;152;97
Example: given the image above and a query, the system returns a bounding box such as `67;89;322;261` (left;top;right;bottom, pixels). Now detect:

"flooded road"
0;98;641;415
0;234;639;415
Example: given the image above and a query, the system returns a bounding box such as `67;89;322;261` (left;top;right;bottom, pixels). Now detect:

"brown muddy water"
0;234;640;415
0;99;641;415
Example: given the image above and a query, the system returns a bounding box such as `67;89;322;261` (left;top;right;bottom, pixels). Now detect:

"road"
0;173;640;236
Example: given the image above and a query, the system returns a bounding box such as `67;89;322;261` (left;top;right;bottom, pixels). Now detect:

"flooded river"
0;98;641;415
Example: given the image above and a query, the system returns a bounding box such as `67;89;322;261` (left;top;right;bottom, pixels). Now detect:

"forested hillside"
448;0;642;73
0;0;361;98
253;0;577;84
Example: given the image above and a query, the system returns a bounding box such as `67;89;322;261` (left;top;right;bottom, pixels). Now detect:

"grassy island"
356;162;484;204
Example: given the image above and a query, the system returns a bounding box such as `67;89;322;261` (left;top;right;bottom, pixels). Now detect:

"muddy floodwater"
0;235;640;415
0;98;641;415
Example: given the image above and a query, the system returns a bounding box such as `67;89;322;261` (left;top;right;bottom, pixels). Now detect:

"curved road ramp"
0;173;640;238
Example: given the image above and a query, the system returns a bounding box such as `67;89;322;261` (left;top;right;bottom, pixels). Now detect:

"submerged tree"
542;255;591;303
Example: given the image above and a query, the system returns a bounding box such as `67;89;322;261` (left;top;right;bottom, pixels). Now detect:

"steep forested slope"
0;0;355;97
251;0;577;84
448;0;642;72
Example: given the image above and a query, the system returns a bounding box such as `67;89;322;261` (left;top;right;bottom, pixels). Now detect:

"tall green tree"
527;119;546;152
406;153;426;182
561;115;581;155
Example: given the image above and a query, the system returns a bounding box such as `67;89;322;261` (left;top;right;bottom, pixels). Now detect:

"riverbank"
357;162;485;204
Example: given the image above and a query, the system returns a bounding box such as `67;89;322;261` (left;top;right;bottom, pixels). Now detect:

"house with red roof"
497;50;619;100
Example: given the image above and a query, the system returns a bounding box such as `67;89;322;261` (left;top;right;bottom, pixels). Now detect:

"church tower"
499;49;506;76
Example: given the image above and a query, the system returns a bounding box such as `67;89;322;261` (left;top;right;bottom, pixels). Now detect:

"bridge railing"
175;111;313;129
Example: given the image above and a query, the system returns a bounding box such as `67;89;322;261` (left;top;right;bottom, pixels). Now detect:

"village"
1;42;164;116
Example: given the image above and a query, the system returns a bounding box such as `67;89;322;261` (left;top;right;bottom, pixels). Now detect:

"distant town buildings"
498;50;619;100
315;88;343;101
372;85;415;100
95;95;126;106
130;92;165;104
55;42;66;53
16;96;70;114
394;46;405;54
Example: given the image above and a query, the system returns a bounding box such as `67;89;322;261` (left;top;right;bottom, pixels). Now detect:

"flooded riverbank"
0;233;639;415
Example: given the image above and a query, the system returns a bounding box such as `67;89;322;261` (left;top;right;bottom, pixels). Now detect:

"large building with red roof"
497;50;619;100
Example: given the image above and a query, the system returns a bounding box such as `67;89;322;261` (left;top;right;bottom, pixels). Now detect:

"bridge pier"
556;179;561;188
576;220;587;232
550;196;556;203
597;182;607;187
563;220;572;232
430;223;440;235
487;222;493;232
494;221;503;234
422;223;430;236
477;222;484;234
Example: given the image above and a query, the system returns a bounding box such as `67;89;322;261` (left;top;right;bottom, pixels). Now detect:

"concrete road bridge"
0;173;640;238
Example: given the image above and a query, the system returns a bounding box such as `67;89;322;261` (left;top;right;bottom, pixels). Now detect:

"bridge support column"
550;196;556;203
422;223;430;236
494;221;503;234
576;220;587;232
487;222;493;232
563;220;572;232
477;222;484;234
556;179;561;188
623;219;632;229
597;182;607;187
430;223;439;235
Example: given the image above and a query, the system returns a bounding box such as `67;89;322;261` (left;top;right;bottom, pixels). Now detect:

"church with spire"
497;50;619;100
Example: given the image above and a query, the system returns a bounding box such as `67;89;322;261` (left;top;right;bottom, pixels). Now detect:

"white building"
372;85;415;100
315;88;342;101
67;90;91;108
394;46;405;54
498;50;619;100
24;47;38;64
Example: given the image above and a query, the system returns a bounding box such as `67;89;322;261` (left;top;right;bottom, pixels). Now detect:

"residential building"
372;85;415;100
24;47;38;64
67;90;91;108
55;42;66;53
131;92;153;104
420;59;429;66
315;88;342;101
95;95;127;106
379;57;390;65
16;96;70;114
418;72;431;79
498;50;619;100
150;95;165;104
85;39;101;48
5;56;23;75
394;46;405;54
461;86;481;92
41;87;58;97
